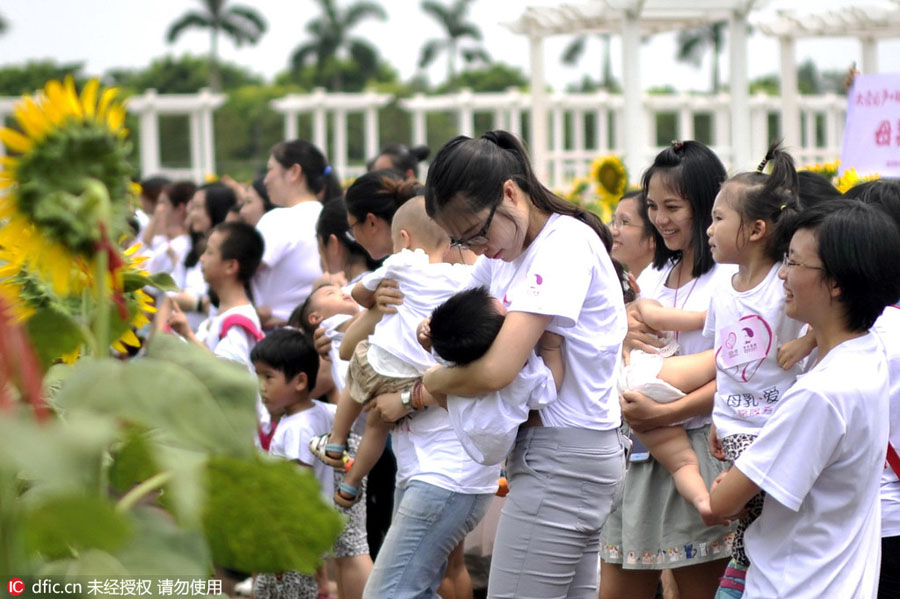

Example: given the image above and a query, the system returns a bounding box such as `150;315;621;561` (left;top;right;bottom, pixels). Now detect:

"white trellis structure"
127;88;225;182
754;1;900;152
507;0;767;181
270;88;393;179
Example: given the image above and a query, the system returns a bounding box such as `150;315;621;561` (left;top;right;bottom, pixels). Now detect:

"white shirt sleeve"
507;230;593;327
256;211;290;268
702;294;717;339
213;326;254;367
360;263;390;291
735;386;844;512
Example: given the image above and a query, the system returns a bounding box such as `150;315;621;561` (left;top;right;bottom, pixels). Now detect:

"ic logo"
8;579;25;596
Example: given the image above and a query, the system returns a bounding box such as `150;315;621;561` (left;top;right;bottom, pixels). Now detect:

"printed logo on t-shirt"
527;272;544;296
717;315;773;382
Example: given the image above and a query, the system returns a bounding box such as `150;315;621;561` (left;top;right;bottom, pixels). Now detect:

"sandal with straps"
334;481;362;508
308;433;349;469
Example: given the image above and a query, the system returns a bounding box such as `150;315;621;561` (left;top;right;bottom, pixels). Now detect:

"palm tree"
0;12;7;35
675;21;726;93
419;0;490;82
290;0;387;91
166;0;266;91
561;33;614;91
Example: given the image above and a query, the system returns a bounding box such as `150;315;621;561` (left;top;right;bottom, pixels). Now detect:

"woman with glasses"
415;130;629;598
709;200;900;598
611;190;656;285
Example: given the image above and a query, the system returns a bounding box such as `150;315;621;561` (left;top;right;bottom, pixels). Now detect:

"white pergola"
507;0;765;180
127;88;226;181
271;88;393;179
754;2;900;152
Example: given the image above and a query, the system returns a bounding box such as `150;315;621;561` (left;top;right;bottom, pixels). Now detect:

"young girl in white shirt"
709;200;900;598
702;143;812;596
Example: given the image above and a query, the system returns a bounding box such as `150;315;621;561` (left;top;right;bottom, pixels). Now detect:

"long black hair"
424;130;626;295
641;140;726;278
316;197;381;271
270;139;331;196
185;182;236;268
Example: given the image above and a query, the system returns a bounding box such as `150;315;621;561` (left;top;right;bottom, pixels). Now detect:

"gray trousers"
488;425;627;599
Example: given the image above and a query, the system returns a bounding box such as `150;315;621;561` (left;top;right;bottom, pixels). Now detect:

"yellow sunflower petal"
0;128;34;154
14;97;52;141
80;78;99;119
96;88;119;121
111;340;127;353
63;76;83;119
118;328;141;348
106;106;125;132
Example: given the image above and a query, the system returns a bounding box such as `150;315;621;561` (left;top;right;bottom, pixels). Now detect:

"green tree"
107;55;263;94
0;61;84;96
0;11;7;35
418;0;490;83
561;34;618;92
290;0;387;91
165;0;266;91
675;21;726;93
438;62;528;93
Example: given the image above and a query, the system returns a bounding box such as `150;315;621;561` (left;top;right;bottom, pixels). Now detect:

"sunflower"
802;159;840;181
590;155;628;204
834;167;879;194
0;77;132;297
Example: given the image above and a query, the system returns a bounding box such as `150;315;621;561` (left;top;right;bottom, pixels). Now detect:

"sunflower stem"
93;248;110;357
115;471;173;513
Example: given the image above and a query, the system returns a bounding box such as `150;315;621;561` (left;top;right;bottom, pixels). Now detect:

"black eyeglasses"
449;200;499;249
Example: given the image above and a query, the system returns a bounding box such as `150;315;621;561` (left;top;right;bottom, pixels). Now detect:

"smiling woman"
709;200;900;598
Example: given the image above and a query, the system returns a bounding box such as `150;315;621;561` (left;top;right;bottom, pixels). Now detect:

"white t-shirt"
704;262;806;438
268;401;337;501
469;214;626;430
447;351;557;465
145;233;191;279
637;260;737;429
195;303;269;433
252;201;324;322
177;261;208;332
391;406;499;495
321;313;355;394
736;334;889;599
362;249;471;376
873;305;900;538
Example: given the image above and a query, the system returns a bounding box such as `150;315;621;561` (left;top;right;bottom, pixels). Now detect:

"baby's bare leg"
331;386;363;446
635;426;722;526
342;409;390;489
655;349;715;393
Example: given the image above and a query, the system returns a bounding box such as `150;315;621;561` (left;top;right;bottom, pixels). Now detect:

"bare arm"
424;311;553;396
709;465;761;520
339;308;383;361
633;298;706;332
351;281;377;310
538;331;565;392
621;378;716;433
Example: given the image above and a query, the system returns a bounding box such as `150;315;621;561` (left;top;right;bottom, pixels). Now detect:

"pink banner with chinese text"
841;73;900;177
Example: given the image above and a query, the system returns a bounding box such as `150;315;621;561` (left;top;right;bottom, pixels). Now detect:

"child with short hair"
292;283;360;395
251;328;371;599
309;197;471;507
168;221;265;367
427;286;562;465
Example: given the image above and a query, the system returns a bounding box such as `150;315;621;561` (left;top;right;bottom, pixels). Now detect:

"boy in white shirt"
168;222;265;368
309;197;470;507
426;285;562;465
250;328;371;599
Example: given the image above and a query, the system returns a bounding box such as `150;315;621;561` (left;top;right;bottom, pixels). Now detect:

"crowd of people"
129;132;900;599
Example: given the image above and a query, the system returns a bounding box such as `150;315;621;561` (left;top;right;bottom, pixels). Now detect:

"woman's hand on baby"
373;278;403;314
777;332;815;370
623;303;665;356
313;326;332;359
417;318;432;352
620;390;672;432
366;392;409;423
